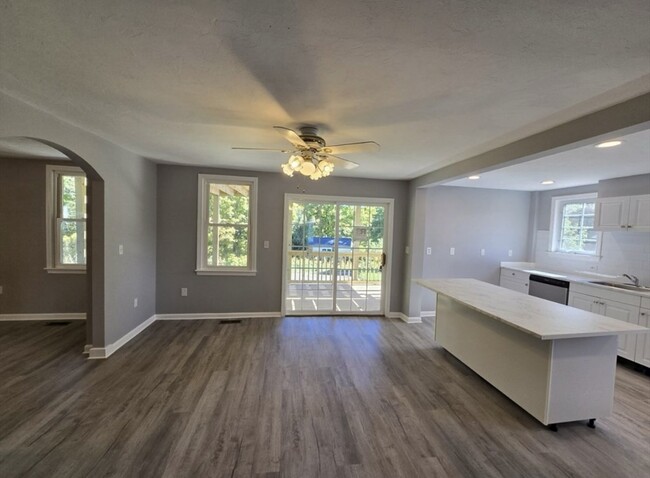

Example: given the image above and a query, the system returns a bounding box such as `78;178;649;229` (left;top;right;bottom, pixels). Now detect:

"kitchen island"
416;278;649;429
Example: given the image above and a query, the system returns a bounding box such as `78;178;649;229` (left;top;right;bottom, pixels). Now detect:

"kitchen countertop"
500;262;650;298
416;278;648;340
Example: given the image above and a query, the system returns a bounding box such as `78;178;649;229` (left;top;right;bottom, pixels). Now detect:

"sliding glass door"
284;196;390;315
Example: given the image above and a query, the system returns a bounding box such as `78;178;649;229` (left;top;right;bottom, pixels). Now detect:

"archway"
0;137;105;350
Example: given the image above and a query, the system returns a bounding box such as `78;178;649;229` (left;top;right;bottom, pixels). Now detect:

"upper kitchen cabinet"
594;194;650;232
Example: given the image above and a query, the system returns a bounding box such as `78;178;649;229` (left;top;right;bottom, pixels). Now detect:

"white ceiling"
444;128;650;191
1;1;649;179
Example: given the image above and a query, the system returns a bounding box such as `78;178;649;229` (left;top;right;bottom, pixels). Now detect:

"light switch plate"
181;288;188;297
133;297;138;308
508;249;513;257
450;247;455;256
426;247;432;255
119;244;124;255
480;248;485;256
264;240;270;249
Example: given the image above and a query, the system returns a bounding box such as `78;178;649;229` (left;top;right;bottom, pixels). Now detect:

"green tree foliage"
207;186;250;266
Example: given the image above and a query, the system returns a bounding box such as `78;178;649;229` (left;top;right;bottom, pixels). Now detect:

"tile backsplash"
534;230;650;285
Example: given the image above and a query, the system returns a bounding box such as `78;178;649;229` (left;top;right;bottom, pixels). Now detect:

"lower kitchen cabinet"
499;268;529;294
568;291;640;361
634;308;650;367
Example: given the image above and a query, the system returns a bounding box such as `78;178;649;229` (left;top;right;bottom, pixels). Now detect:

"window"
196;174;257;275
549;193;601;256
45;165;87;272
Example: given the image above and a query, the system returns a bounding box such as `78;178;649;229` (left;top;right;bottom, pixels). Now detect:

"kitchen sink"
588;281;650;292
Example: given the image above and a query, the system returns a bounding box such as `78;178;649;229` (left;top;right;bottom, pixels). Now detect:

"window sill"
195;269;257;276
544;251;601;262
45;267;87;274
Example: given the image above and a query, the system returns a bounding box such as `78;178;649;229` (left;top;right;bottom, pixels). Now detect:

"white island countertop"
416;278;649;340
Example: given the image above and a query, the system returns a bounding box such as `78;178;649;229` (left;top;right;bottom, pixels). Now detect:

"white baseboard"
421;310;436;318
83;344;93;354
0;313;86;322
88;314;156;360
386;312;423;324
155;312;282;320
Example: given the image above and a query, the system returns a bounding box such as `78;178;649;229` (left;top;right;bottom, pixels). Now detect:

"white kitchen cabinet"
602;300;640;361
595;194;650;232
568;290;640;360
499;268;529;294
628;195;650;231
568;291;600;313
634;308;650;367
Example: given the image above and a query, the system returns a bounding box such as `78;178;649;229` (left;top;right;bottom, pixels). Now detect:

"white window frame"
548;192;602;258
196;174;258;275
45;164;87;273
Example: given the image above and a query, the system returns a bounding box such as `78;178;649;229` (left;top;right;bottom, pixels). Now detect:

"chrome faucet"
622;274;640;287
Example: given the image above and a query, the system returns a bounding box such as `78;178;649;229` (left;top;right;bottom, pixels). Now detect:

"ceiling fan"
232;126;380;180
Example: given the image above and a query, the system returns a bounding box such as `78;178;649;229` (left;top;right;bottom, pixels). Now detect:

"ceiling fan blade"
232;147;290;153
273;126;309;149
322;141;380;155
325;154;359;170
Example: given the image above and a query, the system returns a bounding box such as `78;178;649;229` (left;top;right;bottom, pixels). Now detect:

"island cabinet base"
435;294;618;426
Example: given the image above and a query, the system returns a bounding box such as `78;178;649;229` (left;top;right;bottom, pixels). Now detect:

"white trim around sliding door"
281;194;394;317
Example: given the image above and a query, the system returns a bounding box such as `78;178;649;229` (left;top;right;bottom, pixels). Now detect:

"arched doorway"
0;137;104;350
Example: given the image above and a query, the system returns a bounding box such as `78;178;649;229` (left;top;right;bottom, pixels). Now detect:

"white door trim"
281;194;394;317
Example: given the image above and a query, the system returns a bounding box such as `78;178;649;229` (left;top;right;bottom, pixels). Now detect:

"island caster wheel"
548;424;558;432
587;419;596;429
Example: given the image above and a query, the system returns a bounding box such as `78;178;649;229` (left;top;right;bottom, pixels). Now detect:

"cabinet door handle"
627;225;632;229
641;312;647;316
620;225;627;228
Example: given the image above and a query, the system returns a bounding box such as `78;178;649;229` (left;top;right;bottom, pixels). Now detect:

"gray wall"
421;186;531;309
0;91;157;347
0;157;86;314
598;173;650;198
156;164;409;314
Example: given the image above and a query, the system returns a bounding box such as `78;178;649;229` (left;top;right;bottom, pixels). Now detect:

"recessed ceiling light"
468;175;480;180
541;180;555;185
595;140;622;148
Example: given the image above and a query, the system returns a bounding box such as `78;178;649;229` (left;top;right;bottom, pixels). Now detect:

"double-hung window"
549;193;601;256
196;174;257;275
45;165;87;272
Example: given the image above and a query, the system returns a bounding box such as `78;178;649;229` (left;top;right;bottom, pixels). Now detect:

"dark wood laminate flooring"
0;317;648;478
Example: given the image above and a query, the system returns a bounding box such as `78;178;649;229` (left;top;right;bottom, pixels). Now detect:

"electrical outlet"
119;244;124;255
263;240;270;249
480;248;485;256
508;249;513;257
426;247;432;255
181;288;188;297
133;297;138;308
450;247;455;256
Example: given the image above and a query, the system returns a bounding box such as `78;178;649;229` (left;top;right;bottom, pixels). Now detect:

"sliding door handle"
379;252;387;271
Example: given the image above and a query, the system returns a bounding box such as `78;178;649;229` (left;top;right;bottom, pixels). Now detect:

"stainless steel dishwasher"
528;274;570;305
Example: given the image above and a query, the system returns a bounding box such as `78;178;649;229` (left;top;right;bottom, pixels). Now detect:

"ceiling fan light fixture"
310;169;323;180
299;160;317;176
281;162;294;177
318;159;334;175
288;154;304;171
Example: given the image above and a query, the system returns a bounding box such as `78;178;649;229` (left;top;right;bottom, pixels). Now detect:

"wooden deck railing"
287;249;383;282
